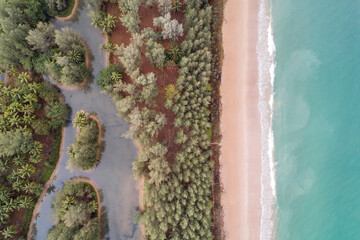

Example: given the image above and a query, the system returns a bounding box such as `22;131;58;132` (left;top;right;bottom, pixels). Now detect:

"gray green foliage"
67;112;100;171
46;0;68;13
0;0;48;69
26;22;55;52
96;1;216;239
32;119;51;135
153;13;184;40
48;181;99;240
145;39;166;68
0;129;33;157
45;101;69;129
96;64;123;92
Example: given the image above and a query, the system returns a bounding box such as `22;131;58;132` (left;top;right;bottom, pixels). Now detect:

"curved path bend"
29;3;140;240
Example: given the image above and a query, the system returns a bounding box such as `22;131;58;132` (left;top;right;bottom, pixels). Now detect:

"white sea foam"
257;0;277;239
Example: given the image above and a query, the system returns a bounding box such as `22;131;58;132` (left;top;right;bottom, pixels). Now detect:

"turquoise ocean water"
272;0;360;239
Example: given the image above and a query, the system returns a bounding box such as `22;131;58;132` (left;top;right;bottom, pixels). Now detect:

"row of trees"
47;181;99;240
67;111;102;171
0;73;69;239
96;0;216;239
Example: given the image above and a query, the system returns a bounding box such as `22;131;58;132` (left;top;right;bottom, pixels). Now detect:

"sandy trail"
220;0;262;239
27;128;65;240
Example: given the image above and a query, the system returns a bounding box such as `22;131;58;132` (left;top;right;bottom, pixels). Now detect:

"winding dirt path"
55;0;79;21
27;128;65;240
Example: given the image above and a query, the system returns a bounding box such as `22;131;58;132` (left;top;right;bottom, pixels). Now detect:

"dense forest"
94;0;223;239
0;0;224;238
47;180;100;240
0;0;93;238
0;73;68;239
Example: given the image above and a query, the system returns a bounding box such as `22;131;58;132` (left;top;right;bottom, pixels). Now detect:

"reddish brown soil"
106;2;187;165
106;1;224;239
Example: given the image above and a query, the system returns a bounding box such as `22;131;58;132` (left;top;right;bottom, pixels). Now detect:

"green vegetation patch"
0;74;68;239
48;0;76;18
67;111;101;171
47;181;99;240
95;0;216;239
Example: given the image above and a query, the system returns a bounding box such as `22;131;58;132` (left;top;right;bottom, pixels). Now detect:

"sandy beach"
220;0;262;239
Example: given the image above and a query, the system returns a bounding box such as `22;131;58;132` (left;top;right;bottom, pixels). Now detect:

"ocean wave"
257;0;277;239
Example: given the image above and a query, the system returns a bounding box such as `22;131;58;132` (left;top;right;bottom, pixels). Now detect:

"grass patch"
39;130;63;183
54;0;76;18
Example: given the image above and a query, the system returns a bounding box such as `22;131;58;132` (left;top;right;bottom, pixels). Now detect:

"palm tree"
91;12;103;28
29;153;42;164
172;0;182;12
62;196;76;209
68;50;82;63
9;114;22;127
27;82;40;94
99;43;107;52
21;104;34;115
8;102;22;113
88;200;98;213
73;110;88;129
0;158;9;172
2;199;15;213
18;164;35;178
7;67;17;77
67;145;75;158
23;114;35;125
0;185;11;202
1;225;18;239
17;72;31;83
0;211;9;225
22;181;37;194
12;179;24;192
111;72;123;82
30;141;43;156
168;43;183;63
24;93;37;104
9;88;22;102
1;86;12;96
101;14;117;33
13;155;25;166
16;195;33;208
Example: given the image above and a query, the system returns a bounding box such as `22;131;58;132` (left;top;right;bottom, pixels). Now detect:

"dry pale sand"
220;0;262;239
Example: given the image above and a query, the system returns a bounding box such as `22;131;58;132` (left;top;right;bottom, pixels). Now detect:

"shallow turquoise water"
272;0;360;239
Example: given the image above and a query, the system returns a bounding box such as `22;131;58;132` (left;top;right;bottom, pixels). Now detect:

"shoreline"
220;0;262;239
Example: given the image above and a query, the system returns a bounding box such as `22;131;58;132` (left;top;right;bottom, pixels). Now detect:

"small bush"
96;64;123;92
165;84;178;99
32;119;51;135
45;102;70;129
67;116;100;171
